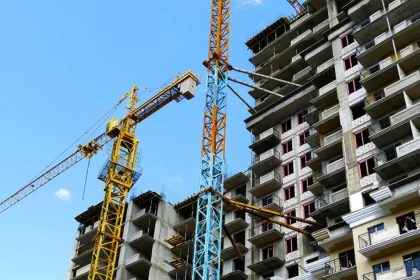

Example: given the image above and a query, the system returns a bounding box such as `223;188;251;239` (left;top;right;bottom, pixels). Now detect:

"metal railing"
374;146;398;167
356;12;420;56
253;149;280;164
324;254;356;275
314;188;348;211
253;128;280;143
255;194;282;208
253;171;281;188
359;213;420;249
249;223;282;238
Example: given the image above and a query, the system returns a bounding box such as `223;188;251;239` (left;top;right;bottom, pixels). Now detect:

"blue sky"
0;0;293;279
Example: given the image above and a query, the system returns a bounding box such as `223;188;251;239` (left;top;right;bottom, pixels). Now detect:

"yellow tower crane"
0;71;200;280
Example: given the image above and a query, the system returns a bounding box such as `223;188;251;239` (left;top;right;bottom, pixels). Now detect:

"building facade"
68;0;420;279
220;0;420;279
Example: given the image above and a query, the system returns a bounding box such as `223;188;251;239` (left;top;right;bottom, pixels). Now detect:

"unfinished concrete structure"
68;0;420;279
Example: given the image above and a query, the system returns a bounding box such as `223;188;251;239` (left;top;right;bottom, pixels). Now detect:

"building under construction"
68;0;420;279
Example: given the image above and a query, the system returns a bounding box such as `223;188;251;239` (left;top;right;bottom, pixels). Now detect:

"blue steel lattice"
193;67;227;280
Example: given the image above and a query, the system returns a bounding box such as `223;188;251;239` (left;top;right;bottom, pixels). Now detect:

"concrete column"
410;121;420;139
326;0;339;27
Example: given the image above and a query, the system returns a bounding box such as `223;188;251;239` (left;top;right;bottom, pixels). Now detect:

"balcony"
357;12;420;67
361;47;420;92
248;223;283;247
369;103;420;148
255;195;283;213
173;217;196;240
308;180;324;196
72;264;90;280
220;270;248;280
324;256;357;279
224;214;248;234
374;138;420;179
248;255;284;275
251;149;281;176
313;105;341;135
132;208;157;228
365;70;420;118
315;130;343;160
311;81;338;111
250;171;282;198
311;189;350;222
358;214;420;259
77;221;99;243
250;128;280;154
224;193;249;212
126;253;151;278
317;158;346;187
312;224;352;253
307;152;322;171
128;230;154;252
224;172;249;192
221;243;248;260
363;265;420;280
305;40;333;69
168;263;192;279
348;0;396;24
311;59;336;89
72;244;94;266
170;239;193;260
353;0;418;44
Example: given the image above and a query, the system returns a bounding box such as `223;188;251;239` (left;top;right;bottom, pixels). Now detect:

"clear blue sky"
0;1;293;279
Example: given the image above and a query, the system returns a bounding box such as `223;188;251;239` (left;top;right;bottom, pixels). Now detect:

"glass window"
404;252;420;277
338;250;355;268
262;222;274;232
262;245;274;260
355;128;370;147
303;202;316;218
372;261;390;279
299;129;310;146
282;140;293;154
287;264;299;278
351;101;366;120
347;76;362;94
283;161;294;176
284;185;295;200
359;158;375;178
282;119;292;133
262;195;273;206
341;33;354;48
301;176;313;193
344;54;358;70
300;152;312;169
286;236;298;253
397;212;417;234
297;109;308;125
286;209;296;225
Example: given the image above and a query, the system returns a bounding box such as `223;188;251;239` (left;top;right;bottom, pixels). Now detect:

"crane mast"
193;1;230;279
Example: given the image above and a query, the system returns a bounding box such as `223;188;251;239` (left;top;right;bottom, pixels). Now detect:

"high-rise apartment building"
68;0;420;279
220;0;419;279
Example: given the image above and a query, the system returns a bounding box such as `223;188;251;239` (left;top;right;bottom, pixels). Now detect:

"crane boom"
0;71;199;216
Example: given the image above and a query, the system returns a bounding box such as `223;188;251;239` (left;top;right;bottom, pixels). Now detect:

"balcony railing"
255;194;282;209
314;188;348;210
253;149;280;164
324;158;345;175
250;223;282;238
253;128;280;143
325;254;356;276
324;130;342;146
253;171;281;187
363;264;420;280
359;213;420;249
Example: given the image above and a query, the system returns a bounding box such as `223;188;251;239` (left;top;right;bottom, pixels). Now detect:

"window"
283;161;294;176
233;231;246;245
351;102;366;120
282;118;292;133
368;223;384;235
355;128;370;147
344;54;358;70
359;158;375;178
397;212;417;234
262;245;274;260
235;185;246;196
297;109;308;125
299;129;310;146
287;264;299;278
262;195;273;207
403;251;420;277
286;209;296;225
234;210;245;220
372;261;390;279
375;90;385;101
233;257;245;272
262;222;274;232
282;140;293;154
341;33;354;48
300;152;312;169
301;176;314;193
303;202;316;218
284;185;295;200
339;250;355;268
286;236;298;253
347;76;362;94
